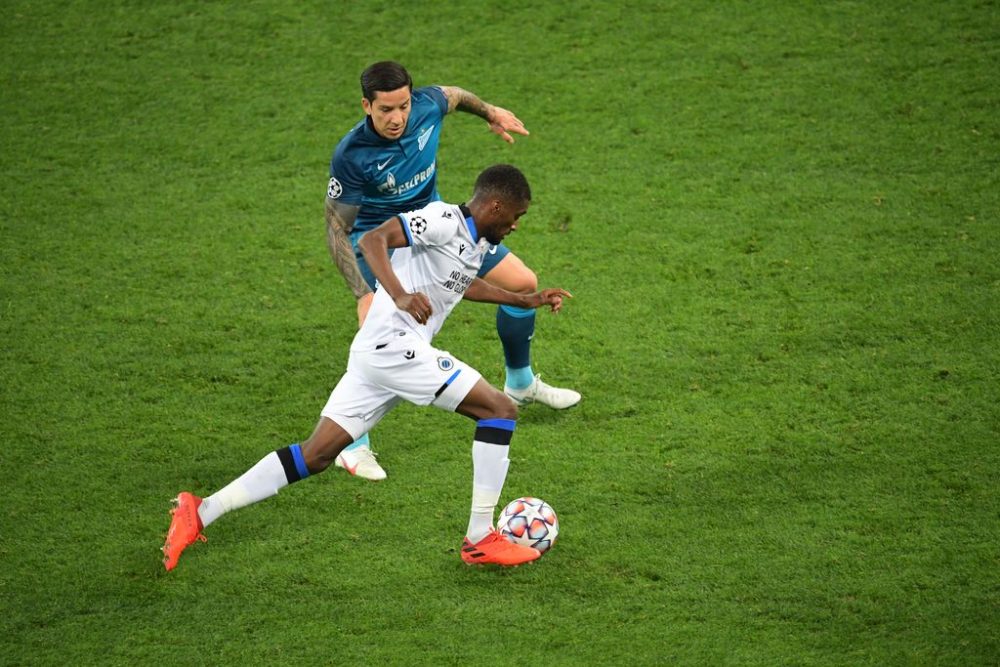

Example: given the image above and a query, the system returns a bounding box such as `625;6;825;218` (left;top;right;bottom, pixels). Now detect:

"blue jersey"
327;86;449;233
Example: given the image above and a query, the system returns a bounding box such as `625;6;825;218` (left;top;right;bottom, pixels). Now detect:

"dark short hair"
360;61;413;102
474;164;532;204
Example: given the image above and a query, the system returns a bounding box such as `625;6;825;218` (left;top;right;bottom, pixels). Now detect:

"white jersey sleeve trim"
397;214;414;246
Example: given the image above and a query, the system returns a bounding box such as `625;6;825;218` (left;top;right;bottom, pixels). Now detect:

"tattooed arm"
437;86;530;144
325;198;372;299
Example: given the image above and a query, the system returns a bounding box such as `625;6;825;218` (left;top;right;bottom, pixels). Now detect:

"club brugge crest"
437;357;454;371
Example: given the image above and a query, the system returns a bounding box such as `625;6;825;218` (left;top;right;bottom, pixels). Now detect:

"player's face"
483;199;529;245
362;87;412;140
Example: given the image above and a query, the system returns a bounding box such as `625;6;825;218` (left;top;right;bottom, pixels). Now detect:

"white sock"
466;441;510;543
198;451;290;528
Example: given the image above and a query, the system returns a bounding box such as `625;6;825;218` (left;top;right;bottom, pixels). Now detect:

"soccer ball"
497;497;559;554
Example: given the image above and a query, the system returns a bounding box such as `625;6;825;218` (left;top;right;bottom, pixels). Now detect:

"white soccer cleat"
335;446;387;481
504;374;581;410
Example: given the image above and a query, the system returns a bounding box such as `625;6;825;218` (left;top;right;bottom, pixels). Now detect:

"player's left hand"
534;288;572;313
488;106;530;144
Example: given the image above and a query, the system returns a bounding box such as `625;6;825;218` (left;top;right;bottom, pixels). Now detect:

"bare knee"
301;442;341;473
300;417;354;473
489;393;519;421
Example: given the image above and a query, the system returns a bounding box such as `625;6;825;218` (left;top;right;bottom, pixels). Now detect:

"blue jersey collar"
459;204;478;242
362;116;398;145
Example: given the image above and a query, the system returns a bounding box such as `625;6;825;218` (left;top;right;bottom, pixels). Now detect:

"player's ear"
361;97;371;115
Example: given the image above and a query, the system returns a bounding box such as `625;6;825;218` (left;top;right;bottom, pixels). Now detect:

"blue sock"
497;305;535;390
505;365;534;390
343;431;370;452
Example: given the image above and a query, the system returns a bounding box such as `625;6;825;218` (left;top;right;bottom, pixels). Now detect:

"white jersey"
351;200;490;351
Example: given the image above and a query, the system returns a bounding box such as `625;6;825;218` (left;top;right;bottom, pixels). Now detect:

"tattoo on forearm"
447;86;492;121
325;206;372;299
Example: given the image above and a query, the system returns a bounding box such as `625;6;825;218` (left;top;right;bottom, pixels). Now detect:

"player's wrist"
520;292;541;309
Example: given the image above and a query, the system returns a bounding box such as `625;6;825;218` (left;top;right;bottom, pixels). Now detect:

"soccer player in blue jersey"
325;61;580;480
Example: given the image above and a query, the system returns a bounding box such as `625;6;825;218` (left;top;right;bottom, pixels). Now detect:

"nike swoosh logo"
377;157;393;170
337;453;358;475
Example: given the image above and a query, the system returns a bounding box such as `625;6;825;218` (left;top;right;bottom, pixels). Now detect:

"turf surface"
2;1;998;664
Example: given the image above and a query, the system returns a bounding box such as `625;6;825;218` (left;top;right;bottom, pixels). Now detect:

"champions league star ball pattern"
497;497;559;554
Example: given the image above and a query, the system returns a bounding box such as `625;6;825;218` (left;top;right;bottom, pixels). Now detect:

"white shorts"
320;333;482;441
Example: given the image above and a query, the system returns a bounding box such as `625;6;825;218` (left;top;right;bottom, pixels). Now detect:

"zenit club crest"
417;124;435;151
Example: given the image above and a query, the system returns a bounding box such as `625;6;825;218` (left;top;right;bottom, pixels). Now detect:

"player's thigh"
357;292;374;326
480;248;537;293
320;365;402;442
356;338;483;412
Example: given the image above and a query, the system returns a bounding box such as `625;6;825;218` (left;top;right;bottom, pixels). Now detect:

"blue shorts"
351;231;510;291
478;241;511;277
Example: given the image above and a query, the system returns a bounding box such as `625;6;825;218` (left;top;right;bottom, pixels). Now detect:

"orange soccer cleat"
461;529;541;567
162;492;206;571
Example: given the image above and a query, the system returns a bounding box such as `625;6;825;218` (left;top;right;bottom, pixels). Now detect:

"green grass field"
2;1;998;664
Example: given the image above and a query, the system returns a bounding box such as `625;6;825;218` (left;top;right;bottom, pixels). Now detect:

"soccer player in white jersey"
163;164;570;570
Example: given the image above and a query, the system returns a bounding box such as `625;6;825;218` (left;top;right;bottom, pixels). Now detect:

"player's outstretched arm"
437;85;529;144
325;199;371;299
464;279;571;313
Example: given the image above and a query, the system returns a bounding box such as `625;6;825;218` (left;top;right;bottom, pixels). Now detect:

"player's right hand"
395;292;433;324
488;106;529;144
534;288;572;313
